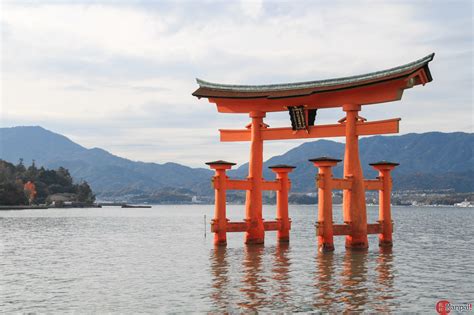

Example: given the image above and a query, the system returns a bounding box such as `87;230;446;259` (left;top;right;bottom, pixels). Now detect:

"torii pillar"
245;110;266;244
342;104;368;249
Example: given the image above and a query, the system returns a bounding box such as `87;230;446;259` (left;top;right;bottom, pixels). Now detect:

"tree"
24;181;37;204
0;182;28;205
34;181;48;204
0;160;16;183
16;158;26;174
76;182;95;203
0;159;96;206
25;160;39;181
56;167;73;186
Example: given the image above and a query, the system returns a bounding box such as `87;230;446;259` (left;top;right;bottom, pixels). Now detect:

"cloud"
1;0;472;167
240;0;263;19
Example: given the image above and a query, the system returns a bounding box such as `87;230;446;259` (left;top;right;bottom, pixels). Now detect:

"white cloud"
240;0;263;19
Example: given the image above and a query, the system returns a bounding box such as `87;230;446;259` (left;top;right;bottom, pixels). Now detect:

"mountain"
0;127;472;199
0;126;213;197
229;132;474;192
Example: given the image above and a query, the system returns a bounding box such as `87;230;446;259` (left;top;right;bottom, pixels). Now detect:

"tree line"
0;159;95;206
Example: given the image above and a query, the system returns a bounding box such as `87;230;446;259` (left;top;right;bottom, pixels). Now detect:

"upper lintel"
192;54;434;101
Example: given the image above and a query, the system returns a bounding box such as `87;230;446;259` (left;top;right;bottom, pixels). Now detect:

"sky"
1;0;472;167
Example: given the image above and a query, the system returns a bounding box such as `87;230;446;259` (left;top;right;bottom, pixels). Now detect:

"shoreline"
1;204;472;210
0;204;155;210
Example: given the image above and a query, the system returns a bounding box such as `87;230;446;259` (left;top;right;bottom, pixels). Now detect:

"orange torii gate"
193;53;434;250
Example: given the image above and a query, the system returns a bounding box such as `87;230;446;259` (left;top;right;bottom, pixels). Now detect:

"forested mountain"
0;126;213;197
0;126;472;200
229;132;474;192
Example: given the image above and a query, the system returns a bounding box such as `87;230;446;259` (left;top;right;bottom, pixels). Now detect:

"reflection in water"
239;244;267;311
339;250;369;312
211;244;396;313
210;244;293;312
314;251;337;311
313;248;396;312
375;247;397;312
209;246;230;312
271;243;292;308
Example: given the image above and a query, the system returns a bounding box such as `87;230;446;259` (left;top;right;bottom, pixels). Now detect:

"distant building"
49;193;77;206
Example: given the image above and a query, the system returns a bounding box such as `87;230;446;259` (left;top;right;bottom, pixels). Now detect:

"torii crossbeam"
193;53;434;250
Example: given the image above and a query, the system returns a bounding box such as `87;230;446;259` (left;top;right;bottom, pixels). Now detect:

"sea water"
1;205;473;313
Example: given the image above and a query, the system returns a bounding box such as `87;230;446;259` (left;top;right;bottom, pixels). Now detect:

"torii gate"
193;54;434;250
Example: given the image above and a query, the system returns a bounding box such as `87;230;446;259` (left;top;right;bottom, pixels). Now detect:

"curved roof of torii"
192;53;434;100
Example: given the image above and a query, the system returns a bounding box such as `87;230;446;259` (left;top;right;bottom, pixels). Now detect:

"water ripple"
0;205;473;313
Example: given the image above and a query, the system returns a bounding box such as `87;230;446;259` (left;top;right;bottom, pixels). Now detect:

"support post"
245;111;266;244
206;160;236;246
269;164;296;243
370;161;399;247
310;157;341;252
342;104;368;249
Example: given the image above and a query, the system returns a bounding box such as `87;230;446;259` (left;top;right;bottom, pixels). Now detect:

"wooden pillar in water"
310;157;341;252
342;104;368;249
245;111;266;244
206;160;235;246
269;165;295;243
370;161;398;247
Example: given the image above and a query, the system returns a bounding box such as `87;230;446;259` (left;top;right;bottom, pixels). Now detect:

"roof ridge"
195;53;434;92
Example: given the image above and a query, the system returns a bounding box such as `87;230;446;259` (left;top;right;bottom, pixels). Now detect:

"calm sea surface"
1;205;473;313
